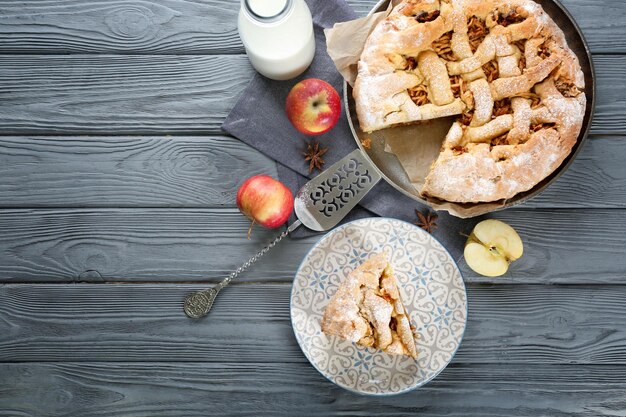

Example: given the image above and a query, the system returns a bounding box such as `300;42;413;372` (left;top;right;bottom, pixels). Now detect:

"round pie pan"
344;0;595;215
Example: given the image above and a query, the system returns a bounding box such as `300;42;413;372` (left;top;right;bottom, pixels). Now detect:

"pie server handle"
183;149;381;319
183;220;302;319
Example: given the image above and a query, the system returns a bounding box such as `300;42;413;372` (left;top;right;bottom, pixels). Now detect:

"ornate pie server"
183;149;382;318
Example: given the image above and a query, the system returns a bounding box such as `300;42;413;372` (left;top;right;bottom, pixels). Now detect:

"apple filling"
414;9;440;23
321;253;418;358
450;75;464;99
459;107;474;126
492;98;512;118
555;76;582;98
451;145;468;155
432;31;456;61
537;40;552;60
490;98;513;147
530;122;556;132
513;40;527;71
491;133;509;146
399;0;442;22
482;61;499;83
493;7;527;27
354;269;409;351
408;84;430;106
467;16;488;53
404;56;418;70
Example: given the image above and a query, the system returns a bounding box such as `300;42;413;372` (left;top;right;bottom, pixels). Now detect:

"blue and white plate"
290;217;467;395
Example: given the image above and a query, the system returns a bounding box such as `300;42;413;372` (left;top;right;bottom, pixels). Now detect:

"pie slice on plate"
353;0;586;203
321;253;418;358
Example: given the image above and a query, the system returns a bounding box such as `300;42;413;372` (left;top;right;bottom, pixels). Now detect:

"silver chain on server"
183;224;297;319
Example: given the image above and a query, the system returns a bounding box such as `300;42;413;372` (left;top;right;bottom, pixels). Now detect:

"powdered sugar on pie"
321;252;418;359
353;0;586;203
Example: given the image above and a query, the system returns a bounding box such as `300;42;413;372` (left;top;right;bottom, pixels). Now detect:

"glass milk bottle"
238;0;315;80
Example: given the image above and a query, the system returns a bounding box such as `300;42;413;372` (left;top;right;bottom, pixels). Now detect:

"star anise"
303;142;328;174
415;210;438;233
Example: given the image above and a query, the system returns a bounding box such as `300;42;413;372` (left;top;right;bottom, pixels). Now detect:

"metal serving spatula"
183;149;382;318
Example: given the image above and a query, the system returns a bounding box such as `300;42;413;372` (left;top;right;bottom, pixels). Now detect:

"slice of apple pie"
321;253;418;358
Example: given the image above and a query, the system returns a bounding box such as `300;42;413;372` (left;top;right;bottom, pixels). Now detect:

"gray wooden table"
0;0;625;415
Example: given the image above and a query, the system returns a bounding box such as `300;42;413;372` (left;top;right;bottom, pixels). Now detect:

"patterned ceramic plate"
290;217;467;395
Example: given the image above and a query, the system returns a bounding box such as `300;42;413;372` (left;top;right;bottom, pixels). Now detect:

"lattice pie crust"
354;0;586;202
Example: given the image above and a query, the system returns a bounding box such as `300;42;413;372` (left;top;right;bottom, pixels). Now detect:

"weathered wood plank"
0;0;241;55
0;208;312;283
0;362;624;417
0;135;623;209
2;283;626;365
0;55;251;135
0;136;277;207
0;207;624;284
0;55;620;135
0;0;623;54
524;135;626;208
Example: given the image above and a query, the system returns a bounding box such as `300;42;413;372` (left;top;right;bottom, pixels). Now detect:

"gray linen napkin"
222;0;472;259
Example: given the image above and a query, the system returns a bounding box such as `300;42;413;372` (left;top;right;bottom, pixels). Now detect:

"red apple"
236;175;294;238
286;78;341;135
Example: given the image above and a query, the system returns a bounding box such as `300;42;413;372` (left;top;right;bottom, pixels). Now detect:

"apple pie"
353;0;586;203
321;253;418;358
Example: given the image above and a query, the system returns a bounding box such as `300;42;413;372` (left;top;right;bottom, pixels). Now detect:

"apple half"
464;219;523;277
